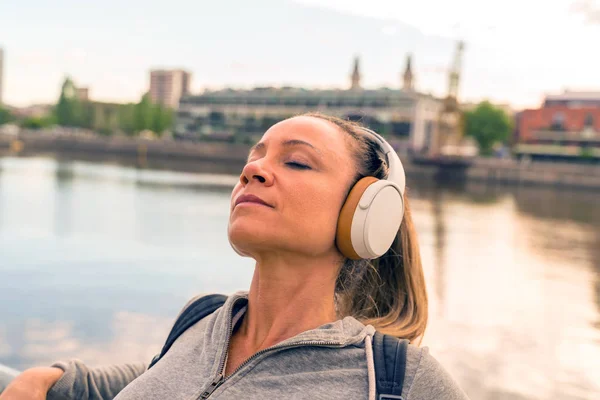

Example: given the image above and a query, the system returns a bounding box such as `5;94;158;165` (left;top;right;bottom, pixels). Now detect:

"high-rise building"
0;48;4;106
149;69;191;109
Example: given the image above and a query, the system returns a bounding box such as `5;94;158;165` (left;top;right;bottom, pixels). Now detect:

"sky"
0;0;598;109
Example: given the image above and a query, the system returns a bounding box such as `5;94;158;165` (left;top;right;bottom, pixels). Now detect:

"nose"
239;159;274;186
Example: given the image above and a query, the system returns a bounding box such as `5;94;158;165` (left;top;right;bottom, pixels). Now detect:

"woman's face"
228;116;356;259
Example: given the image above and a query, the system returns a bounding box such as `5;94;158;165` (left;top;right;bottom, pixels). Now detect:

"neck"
236;252;340;353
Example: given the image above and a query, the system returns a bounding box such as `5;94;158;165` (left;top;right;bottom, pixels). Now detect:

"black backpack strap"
372;331;409;400
148;293;228;369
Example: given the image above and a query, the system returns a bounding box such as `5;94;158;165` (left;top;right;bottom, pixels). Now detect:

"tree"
55;77;83;127
134;94;154;132
464;101;512;156
117;103;137;135
20;115;55;129
151;104;173;135
0;106;14;125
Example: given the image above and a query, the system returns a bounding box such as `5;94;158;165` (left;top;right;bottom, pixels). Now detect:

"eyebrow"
249;139;322;156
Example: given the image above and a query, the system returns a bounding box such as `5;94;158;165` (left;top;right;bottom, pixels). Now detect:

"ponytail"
302;112;428;344
336;195;428;343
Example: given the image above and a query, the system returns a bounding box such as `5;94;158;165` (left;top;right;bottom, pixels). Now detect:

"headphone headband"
359;127;406;197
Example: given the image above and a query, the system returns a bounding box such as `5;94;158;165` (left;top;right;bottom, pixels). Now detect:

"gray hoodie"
47;291;469;400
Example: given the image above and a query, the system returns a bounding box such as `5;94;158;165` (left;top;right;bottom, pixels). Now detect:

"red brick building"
515;92;600;161
517;107;600;142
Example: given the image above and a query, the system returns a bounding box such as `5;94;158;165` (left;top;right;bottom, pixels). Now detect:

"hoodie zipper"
198;339;344;399
196;297;347;400
197;301;237;400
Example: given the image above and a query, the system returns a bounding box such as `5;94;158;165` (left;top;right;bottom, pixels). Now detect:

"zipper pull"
199;373;224;399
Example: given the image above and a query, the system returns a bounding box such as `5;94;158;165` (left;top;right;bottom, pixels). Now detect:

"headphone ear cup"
336;177;379;260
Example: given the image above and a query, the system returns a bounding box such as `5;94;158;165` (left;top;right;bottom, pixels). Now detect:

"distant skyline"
1;0;598;109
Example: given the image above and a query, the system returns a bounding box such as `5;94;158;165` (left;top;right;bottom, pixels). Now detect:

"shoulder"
174;292;228;320
176;293;209;318
403;345;470;400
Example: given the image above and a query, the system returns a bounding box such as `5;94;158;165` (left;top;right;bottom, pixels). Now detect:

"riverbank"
2;131;600;190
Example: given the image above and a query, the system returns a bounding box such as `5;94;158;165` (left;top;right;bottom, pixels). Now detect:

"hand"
0;367;63;400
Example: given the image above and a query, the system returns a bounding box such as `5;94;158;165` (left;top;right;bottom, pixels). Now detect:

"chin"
228;219;273;250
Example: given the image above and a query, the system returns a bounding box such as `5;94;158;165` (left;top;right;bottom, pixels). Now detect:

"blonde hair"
304;113;429;344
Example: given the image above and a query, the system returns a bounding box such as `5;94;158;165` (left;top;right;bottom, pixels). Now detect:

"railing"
527;129;600;143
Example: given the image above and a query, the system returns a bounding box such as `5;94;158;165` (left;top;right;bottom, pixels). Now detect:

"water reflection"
431;187;447;317
0;156;599;399
406;182;600;399
53;161;74;237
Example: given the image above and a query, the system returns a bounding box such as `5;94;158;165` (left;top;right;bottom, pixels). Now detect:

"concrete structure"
177;87;443;154
515;91;600;161
176;56;445;154
0;48;4;106
435;41;466;155
149;69;191;109
4;132;600;190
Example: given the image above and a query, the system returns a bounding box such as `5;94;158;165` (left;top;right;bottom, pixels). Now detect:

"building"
177;87;443;154
10;104;54;119
435;41;466;155
149;69;191;109
76;87;90;102
515;91;600;161
176;57;444;154
543;90;600;108
0;48;4;106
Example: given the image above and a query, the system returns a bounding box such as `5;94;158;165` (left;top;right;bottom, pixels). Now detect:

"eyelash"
286;161;311;170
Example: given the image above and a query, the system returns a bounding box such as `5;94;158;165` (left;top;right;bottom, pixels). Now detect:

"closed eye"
286;161;311;170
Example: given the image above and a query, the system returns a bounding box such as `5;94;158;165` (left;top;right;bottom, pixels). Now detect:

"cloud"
572;0;600;23
380;25;398;36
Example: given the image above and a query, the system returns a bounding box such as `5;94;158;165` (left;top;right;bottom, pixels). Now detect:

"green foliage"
580;147;594;160
151;104;174;136
20;115;56;129
50;79;174;136
134;94;154;132
117;104;136;135
55;77;83;127
0;106;14;125
464;101;512;156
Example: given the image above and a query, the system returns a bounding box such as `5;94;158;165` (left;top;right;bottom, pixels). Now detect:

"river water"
0;156;598;399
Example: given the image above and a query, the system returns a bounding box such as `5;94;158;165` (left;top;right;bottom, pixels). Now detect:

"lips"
234;194;273;208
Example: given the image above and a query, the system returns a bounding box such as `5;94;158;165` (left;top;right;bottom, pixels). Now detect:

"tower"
350;56;361;90
446;41;465;110
435;41;466;155
403;54;414;91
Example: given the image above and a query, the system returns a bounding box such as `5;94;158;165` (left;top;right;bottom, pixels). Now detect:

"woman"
1;114;468;399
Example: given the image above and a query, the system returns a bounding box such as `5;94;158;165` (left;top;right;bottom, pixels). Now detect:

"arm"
0;367;63;400
407;349;470;400
3;296;199;399
45;360;147;400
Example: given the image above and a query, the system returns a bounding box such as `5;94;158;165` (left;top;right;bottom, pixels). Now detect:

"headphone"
230;127;406;260
335;128;406;260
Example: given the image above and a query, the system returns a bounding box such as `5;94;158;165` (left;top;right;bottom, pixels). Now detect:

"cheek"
288;180;345;229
